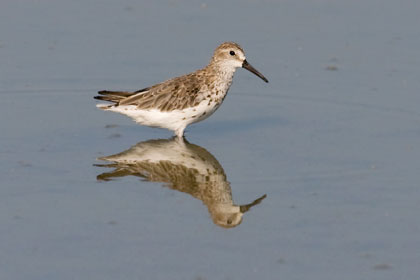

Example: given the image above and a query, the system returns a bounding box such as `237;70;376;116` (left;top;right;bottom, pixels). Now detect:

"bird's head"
210;42;268;83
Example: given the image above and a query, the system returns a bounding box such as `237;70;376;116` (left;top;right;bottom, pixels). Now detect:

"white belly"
104;99;221;132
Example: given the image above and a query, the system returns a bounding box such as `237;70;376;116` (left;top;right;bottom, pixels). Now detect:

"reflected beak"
242;60;269;83
239;194;267;213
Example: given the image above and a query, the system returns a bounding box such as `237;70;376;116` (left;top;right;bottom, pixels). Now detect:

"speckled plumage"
96;138;266;228
95;42;268;137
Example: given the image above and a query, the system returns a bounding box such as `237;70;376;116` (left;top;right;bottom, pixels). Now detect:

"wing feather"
95;69;208;111
120;70;207;111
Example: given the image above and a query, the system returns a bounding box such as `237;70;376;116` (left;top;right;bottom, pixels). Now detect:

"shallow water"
1;0;420;279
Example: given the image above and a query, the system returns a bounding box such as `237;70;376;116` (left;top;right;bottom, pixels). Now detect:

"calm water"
1;0;420;279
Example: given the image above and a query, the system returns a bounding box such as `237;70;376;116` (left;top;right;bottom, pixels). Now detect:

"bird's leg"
174;126;186;139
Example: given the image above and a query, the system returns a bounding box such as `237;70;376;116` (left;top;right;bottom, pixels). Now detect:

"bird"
94;42;268;138
95;137;267;228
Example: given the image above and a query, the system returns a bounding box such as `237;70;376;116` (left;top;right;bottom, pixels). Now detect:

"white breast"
106;99;221;131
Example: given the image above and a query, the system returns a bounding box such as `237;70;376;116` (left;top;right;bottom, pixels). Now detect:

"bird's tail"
94;90;134;103
95;90;136;109
94;87;150;108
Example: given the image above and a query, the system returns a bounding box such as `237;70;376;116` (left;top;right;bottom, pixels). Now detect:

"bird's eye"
229;50;235;56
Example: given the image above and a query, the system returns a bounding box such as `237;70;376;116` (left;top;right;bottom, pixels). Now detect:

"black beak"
239;194;267;213
242;60;269;83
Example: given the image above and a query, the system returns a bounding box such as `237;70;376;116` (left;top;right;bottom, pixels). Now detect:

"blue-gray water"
1;0;419;279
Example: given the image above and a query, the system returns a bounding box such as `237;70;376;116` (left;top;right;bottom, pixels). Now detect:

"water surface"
1;0;420;279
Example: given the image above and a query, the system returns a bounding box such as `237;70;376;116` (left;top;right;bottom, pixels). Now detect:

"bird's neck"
207;63;236;84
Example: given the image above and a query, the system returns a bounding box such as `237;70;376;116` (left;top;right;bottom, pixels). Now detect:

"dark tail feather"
94;95;120;102
95;88;150;104
95;90;134;104
98;90;134;97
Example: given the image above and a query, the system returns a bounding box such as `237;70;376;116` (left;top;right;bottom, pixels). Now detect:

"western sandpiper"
95;42;268;137
96;138;266;228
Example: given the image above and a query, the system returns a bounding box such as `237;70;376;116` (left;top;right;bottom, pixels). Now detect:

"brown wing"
118;70;208;111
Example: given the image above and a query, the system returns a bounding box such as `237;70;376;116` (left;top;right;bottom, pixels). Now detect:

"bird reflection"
95;138;266;228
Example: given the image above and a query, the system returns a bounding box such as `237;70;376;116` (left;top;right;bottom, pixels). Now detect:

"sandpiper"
96;138;267;228
94;42;268;137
